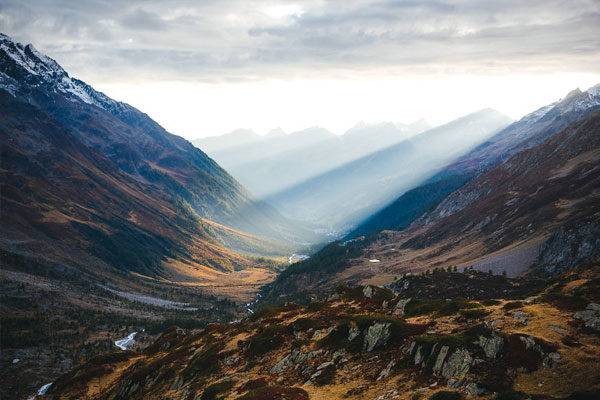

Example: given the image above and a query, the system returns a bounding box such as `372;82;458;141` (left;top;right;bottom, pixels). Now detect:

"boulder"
442;349;472;380
393;298;412;316
364;322;391;352
363;286;374;298
433;345;450;374
414;345;424;365
377;360;396;380
327;293;340;302
270;349;310;374
465;382;486;396
574;303;600;331
348;326;360;342
479;333;504;358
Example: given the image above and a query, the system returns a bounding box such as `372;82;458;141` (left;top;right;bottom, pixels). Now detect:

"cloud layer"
1;0;599;83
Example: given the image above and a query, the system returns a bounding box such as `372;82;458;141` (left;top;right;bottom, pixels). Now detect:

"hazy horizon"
2;0;599;139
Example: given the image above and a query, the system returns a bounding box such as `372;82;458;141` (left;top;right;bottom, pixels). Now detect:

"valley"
1;28;600;400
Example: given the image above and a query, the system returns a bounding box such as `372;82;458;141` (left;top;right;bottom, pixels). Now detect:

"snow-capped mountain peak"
0;33;126;112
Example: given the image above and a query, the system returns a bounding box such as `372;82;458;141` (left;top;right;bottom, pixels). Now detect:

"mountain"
266;109;511;232
192;129;261;153
0;33;308;245
47;262;600;400
194;121;430;198
260;109;600;305
347;85;600;239
0;33;304;398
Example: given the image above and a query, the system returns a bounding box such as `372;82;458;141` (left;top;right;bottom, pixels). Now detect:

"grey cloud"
0;0;598;83
120;9;169;31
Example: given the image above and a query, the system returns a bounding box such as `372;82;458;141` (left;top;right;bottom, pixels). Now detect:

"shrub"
306;301;327;312
200;380;235;400
246;325;288;357
502;301;523;311
459;308;490;319
492;391;529;400
182;343;222;379
429;391;462;400
405;298;481;317
481;299;501;306
238;386;309;400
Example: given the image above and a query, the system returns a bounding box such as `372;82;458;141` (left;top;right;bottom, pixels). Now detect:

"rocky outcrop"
441;349;473;381
270;349;318;374
574;303;600;331
327;293;340;302
393;298;412;316
536;222;600;275
479;333;504;358
512;311;529;325
363;286;374;298
348;326;360;342
363;323;391;352
433;345;450;374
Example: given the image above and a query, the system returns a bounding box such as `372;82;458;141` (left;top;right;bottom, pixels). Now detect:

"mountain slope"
0;33;305;398
347;85;600;239
266;109;511;232
260;110;600;304
0;33;306;245
47;263;600;400
195;121;429;198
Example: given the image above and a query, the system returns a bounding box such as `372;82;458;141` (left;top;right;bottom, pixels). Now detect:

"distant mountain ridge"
260;109;600;305
266;109;511;232
193;120;430;198
347;84;600;239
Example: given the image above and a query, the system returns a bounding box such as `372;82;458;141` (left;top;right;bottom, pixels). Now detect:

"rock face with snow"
0;33;126;111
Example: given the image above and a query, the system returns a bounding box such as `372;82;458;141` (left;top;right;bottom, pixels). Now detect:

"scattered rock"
543;352;561;369
433;345;449;375
513;311;529;325
393;298;412;316
270;349;311;374
549;325;568;334
479;332;504;358
377;360;396;380
364;322;391;352
465;382;486;396
574;303;600;331
442;349;472;380
348;326;360;342
414;346;424;365
363;286;374;298
317;361;334;370
327;293;340;302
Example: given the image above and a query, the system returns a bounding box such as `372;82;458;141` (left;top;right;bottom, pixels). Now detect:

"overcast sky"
1;0;599;138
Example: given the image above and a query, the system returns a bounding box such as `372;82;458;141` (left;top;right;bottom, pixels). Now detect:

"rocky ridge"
45;262;600;400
